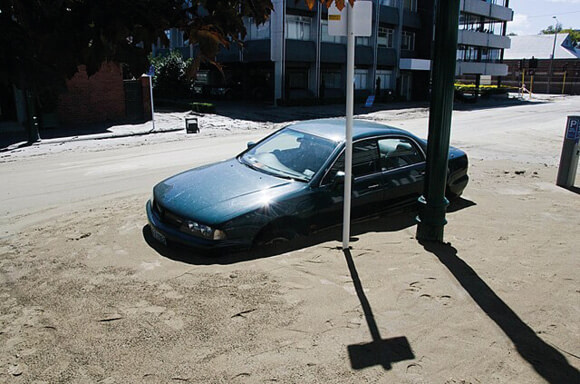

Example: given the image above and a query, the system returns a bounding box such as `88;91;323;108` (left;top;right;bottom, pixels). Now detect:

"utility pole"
548;16;559;94
416;0;460;242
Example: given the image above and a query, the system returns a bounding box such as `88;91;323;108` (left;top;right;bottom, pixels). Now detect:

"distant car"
146;119;468;251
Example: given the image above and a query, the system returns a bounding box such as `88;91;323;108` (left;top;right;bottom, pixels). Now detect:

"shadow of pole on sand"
421;241;580;384
343;249;415;370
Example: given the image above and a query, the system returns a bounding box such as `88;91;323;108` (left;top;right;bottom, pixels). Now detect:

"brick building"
57;62;126;125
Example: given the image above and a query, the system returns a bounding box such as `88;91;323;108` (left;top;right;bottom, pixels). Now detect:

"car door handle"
367;184;380;189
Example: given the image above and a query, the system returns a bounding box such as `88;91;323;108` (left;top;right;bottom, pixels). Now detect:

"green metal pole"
416;0;460;242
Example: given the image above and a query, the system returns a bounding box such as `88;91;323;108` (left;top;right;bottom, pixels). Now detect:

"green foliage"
540;25;580;46
454;83;511;96
190;102;216;113
0;0;348;94
0;0;276;93
541;23;563;35
150;51;193;99
0;0;180;92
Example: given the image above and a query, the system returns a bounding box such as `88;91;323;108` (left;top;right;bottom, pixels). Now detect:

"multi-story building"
456;0;513;86
159;0;513;103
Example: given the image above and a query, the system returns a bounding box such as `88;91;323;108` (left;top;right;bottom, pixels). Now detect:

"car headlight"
180;221;227;241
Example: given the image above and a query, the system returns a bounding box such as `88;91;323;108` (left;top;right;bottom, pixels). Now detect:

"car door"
312;139;384;228
378;136;426;209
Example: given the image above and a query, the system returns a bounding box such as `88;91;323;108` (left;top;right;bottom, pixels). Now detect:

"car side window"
322;140;380;184
378;138;424;171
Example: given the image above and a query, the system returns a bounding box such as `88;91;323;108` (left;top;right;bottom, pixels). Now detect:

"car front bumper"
145;200;250;252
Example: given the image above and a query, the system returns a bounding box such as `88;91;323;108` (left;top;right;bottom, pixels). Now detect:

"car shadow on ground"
142;197;476;265
421;241;580;384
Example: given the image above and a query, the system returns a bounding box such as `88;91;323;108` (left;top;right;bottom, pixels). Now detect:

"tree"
540;23;563;35
0;0;349;143
540;24;580;47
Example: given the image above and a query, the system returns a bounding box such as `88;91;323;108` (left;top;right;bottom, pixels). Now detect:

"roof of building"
504;33;580;60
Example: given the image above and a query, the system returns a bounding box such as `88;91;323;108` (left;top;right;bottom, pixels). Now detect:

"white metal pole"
149;75;156;131
342;3;355;250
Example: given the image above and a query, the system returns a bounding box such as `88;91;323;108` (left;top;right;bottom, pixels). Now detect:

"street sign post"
328;1;372;250
147;65;156;132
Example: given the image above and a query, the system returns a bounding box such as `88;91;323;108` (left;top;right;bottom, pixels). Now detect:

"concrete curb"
1;127;184;152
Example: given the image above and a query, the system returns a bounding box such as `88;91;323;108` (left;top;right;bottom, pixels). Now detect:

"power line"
525;10;580;19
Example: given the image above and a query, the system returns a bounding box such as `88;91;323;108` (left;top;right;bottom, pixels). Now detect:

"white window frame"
354;69;369;90
356;36;371;46
401;31;415;51
378;27;394;48
286;15;312;41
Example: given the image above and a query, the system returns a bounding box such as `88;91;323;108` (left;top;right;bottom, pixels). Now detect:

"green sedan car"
146;119;468;251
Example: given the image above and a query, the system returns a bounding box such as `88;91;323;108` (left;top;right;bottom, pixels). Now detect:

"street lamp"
547;16;559;94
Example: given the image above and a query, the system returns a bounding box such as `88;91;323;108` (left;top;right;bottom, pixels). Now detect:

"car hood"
154;158;305;225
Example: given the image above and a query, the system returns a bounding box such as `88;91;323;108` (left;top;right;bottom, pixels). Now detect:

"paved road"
1;96;578;238
0;132;265;237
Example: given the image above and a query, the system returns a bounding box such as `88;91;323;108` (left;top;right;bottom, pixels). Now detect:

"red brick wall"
57;62;125;125
141;75;152;117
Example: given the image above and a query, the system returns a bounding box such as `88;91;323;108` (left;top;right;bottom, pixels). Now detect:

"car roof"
287;118;413;142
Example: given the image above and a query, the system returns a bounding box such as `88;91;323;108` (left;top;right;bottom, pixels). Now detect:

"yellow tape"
329;15;341;21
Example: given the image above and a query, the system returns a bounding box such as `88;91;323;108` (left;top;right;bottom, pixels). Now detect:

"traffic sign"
328;1;372;37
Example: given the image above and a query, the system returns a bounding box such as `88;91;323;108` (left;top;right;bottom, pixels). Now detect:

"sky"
508;0;580;35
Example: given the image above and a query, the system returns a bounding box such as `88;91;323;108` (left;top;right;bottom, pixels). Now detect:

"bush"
454;83;510;97
190;102;215;113
149;50;192;99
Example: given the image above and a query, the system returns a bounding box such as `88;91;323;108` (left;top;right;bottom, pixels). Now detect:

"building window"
481;48;501;62
376;70;393;90
356;36;371;46
321;20;346;44
378;27;394;48
401;31;415;51
286;15;312;41
247;18;270;40
354;69;369;90
288;70;308;89
403;0;417;12
321;71;342;89
380;0;397;6
459;14;505;35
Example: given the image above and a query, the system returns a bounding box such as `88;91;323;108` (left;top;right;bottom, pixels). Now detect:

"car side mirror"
247;141;256;149
332;171;345;188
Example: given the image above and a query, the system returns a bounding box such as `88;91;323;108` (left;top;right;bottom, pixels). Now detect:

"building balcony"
458;30;511;49
460;0;513;22
456;61;508;76
400;58;431;71
378;5;422;28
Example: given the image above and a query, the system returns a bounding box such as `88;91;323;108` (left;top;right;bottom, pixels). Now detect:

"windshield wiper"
239;156;308;182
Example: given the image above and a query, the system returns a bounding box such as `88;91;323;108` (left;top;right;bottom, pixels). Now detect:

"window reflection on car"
240;129;337;182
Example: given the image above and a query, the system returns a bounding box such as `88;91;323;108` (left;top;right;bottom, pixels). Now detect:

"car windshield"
240;128;337;182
